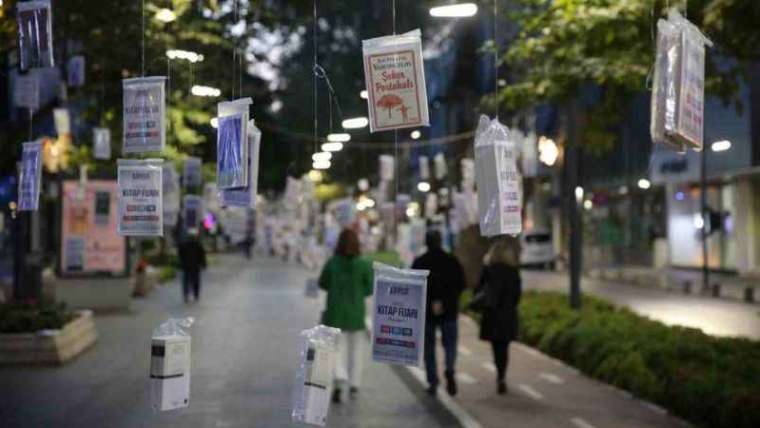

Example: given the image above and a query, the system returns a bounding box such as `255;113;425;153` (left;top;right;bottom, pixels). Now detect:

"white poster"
122;76;166;154
371;263;429;367
362;30;429;133
117;159;163;236
14;74;40;110
221;120;261;208
18;140;43;211
54;108;71;135
93;128;111;160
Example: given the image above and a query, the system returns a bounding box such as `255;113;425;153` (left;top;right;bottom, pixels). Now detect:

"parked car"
520;230;555;269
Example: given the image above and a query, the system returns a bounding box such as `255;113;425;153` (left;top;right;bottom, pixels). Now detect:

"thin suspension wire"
313;0;318;156
392;0;399;234
493;0;499;119
141;0;145;76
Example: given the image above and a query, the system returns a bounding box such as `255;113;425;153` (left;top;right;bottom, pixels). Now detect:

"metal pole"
700;144;709;292
566;100;582;309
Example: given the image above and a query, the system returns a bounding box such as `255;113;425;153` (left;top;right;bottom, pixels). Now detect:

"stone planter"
0;310;97;365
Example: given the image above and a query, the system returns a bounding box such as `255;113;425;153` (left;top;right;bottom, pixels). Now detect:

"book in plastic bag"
18;141;43;211
217;98;252;190
117;159;163;236
17;0;54;71
291;325;341;426
220;120;261;208
123;76;167;154
151;317;194;412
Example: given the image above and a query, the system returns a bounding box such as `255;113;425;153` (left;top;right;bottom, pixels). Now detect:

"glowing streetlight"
711;140;731;152
418;182;431;193
410;130;421;140
583;200;593;210
342;117;369;129
360;90;368;99
307;170;323;182
312;152;332;162
155;8;177;23
321;142;344;152
430;3;478;18
575;186;584;201
210;117;218;128
191;85;221;97
166;49;204;63
313;160;331;170
538;136;559;166
638;178;651;190
327;133;351;143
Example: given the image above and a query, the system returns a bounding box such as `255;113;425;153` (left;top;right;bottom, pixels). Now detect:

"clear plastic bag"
17;0;54;71
460;158;475;192
474;115;522;237
362;30;429;133
418;156;430;180
18;140;43;211
183;157;202;188
434;152;447;180
217;98;252;190
220;120;261;208
371;262;429;367
93;128;111;160
122;76;167;153
117;158;164;236
150;317;194;412
291;325;341;426
379;155;395;182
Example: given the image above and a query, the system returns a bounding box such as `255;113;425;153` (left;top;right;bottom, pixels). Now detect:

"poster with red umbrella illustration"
363;30;429;133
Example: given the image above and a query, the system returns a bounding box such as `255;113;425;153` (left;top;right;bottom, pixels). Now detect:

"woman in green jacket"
319;228;374;403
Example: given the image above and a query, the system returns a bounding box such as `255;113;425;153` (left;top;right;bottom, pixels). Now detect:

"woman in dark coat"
475;239;522;394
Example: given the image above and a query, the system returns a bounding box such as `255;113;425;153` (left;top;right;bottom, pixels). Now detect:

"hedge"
0;302;75;334
518;291;760;428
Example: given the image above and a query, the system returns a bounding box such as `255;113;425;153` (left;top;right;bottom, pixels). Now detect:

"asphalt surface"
0;255;456;428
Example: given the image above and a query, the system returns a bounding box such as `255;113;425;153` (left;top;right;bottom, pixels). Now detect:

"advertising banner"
122;76;166;153
18;141;43;211
117;159;163;236
362;30;429;133
61;180;126;274
17;0;54;71
221;120;261;208
371;263;429;367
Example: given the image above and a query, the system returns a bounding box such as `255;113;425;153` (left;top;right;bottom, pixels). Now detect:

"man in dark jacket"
411;230;466;396
178;229;207;303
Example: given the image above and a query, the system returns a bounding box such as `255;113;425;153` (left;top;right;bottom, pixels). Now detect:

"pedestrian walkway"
415;315;690;428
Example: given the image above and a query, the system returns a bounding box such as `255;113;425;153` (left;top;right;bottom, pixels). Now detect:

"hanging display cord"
313;0;318;158
141;0;145;77
493;0;499;119
392;0;399;235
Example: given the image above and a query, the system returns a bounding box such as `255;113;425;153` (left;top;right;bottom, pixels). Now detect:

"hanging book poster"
183;195;203;231
18;141;43;211
675;31;706;149
183;157;202;188
363;29;429;133
67;55;86;87
93;128;111;160
122;76;166;154
14;74;40;111
371;263;429;367
117;159;163;236
221;120;261;208
17;0;54;71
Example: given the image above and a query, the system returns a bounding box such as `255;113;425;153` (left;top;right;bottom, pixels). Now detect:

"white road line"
570;417;596;428
538;372;564;384
408;367;484;428
456;372;477;385
458;346;473;357
518;384;544;400
481;362;496;373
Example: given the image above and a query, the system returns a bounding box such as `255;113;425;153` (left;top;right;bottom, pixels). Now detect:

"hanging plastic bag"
122;76;167;154
117;158;164;236
93;128;111;160
474;115;522;237
418;156;430;180
434;153;447;180
291;325;341;426
460;158;475;192
17;0;54;71
362;29;429;133
379;155;394;182
14;74;40;111
54;108;71;136
371;263;429;367
221;120;261;208
217;98;251;190
183;195;203;232
183;157;202;188
150;317;194;412
163;164;180;228
18;140;43;211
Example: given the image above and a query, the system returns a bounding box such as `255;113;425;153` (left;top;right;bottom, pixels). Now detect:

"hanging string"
493;0;499;119
391;0;399;235
313;0;318;156
141;0;145;77
232;0;238;99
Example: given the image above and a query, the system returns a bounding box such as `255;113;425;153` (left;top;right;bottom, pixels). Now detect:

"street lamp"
360;90;368;99
155;8;177;23
321;142;344;152
342;117;369;129
312;152;332;162
166;49;204;63
418;182;431;193
191;85;221;97
410;130;421;140
429;3;478;18
327;133;351;143
711;140;731;152
210;117;218;128
637;178;651;190
313;160;331;170
538;136;559;166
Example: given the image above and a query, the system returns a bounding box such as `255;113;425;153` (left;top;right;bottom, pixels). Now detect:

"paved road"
523;270;760;339
0;255;456;428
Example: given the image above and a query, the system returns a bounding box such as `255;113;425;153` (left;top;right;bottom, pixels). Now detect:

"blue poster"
18;141;43;211
217;114;245;189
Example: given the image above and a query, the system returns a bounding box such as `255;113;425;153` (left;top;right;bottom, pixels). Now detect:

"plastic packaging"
150;317;194;412
474;115;522;237
162;164;180;227
54;108;70;136
379;155;395;182
18;141;43;211
117;159;164;236
183;157;202;188
122;76;167;153
291;325;341;426
371;262;429;367
220;120;261;208
362;29;429;133
461;158;475;192
217;98;251;189
434;152;447;180
17;0;54;71
93;128;111;160
651;10;712;151
418;156;430;180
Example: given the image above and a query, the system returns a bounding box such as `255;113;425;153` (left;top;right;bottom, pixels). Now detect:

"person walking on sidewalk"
318;228;374;403
178;228;207;304
412;230;466;397
473;239;522;395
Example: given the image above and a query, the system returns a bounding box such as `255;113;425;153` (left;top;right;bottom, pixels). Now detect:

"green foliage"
158;266;178;283
0;302;76;334
518;291;760;428
364;251;402;268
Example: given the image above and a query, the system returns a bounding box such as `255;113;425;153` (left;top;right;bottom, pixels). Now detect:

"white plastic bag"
379;155;394;182
18;140;43;211
474;115;522;237
434;152;447;180
151;317;194;412
220;120;261;208
217;98;252;189
371;263;429;367
93;128;111;160
362;29;429;133
17;0;54;71
291;325;341;426
122;76;167;153
183;157;202;188
117;158;163;236
418;156;430;180
460;158;475;192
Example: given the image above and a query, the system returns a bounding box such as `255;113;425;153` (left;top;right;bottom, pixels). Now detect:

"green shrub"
0;302;76;334
158;266;177;283
365;251;402;267
516;291;760;428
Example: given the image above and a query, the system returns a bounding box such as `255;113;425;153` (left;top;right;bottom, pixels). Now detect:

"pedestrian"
318;228;373;403
411;230;465;397
472;239;522;395
177;228;207;304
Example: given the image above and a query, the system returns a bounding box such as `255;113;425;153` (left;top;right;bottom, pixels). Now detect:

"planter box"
0;310;97;365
